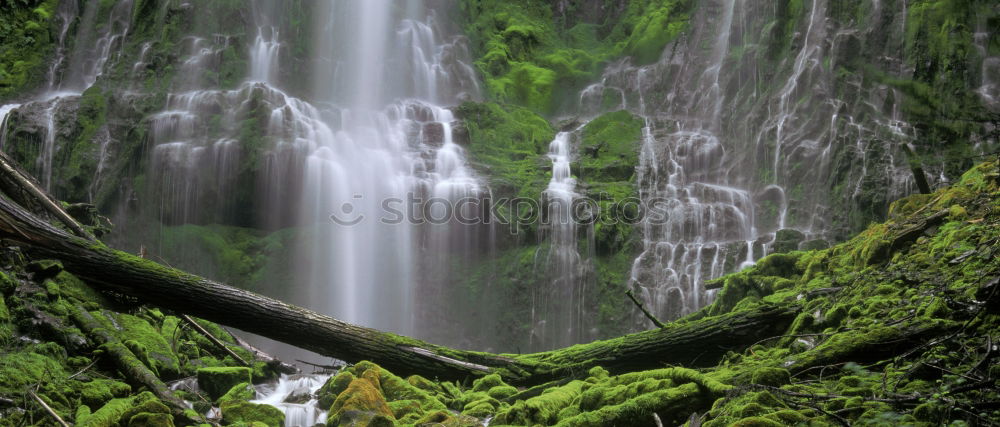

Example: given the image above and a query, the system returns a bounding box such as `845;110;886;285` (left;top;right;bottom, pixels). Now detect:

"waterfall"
0;0;993;355
297;0;482;334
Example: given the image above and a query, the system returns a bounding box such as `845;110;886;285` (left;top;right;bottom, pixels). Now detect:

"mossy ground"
0;246;283;427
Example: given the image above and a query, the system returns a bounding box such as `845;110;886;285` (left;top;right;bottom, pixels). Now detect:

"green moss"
76;392;163;427
617;0;691;64
77;397;134;427
495;379;589;425
90;311;181;379
0;0;59;97
457;101;554;202
749;368;791;387
197;367;253;401
125;412;175;427
560;382;708;426
119;393;171;425
0;347;67;393
80;379;132;407
487;385;518;400
218;382;256;404
327;377;395;427
577;110;643;182
220;400;284;427
318;371;356;409
461;0;692;113
471;373;506;393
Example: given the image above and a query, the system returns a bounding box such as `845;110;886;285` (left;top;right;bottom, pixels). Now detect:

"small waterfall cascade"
58;0;135;93
252;374;331;427
974;16;1000;116
248;1;281;85
0;105;21;149
532;131;589;349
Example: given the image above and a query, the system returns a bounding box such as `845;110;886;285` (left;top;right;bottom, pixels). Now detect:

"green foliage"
577;110;644;182
0;0;59;98
461;0;692;114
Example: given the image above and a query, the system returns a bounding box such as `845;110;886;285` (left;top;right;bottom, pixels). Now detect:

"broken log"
0;150;93;240
626;288;667;328
28;389;71;427
181;314;250;367
0;194;799;385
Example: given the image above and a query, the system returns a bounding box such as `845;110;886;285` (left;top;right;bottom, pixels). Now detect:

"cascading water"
533;131;588;349
296;1;482;334
580;0;752;322
0;104;21;150
574;0;962;323
630;0;746;320
252;374;331;426
58;0;135;93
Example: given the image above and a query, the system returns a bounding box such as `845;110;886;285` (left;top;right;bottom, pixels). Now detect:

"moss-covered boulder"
125;412;175;427
80;379;132;407
327;377;395;427
749;367;791;387
219;381;257;404
318;371;356;409
197;367;253;401
220;400;284;427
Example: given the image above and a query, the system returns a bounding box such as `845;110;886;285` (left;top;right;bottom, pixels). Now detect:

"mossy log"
0;194;799;385
68;304;200;424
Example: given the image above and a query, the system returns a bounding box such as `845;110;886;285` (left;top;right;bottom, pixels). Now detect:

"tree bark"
901;143;932;195
0;194;799;385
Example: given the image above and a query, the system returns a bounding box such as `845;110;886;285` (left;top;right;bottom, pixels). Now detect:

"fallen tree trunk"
0;194;798;385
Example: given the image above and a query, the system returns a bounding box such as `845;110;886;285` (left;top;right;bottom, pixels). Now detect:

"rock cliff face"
0;0;997;351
